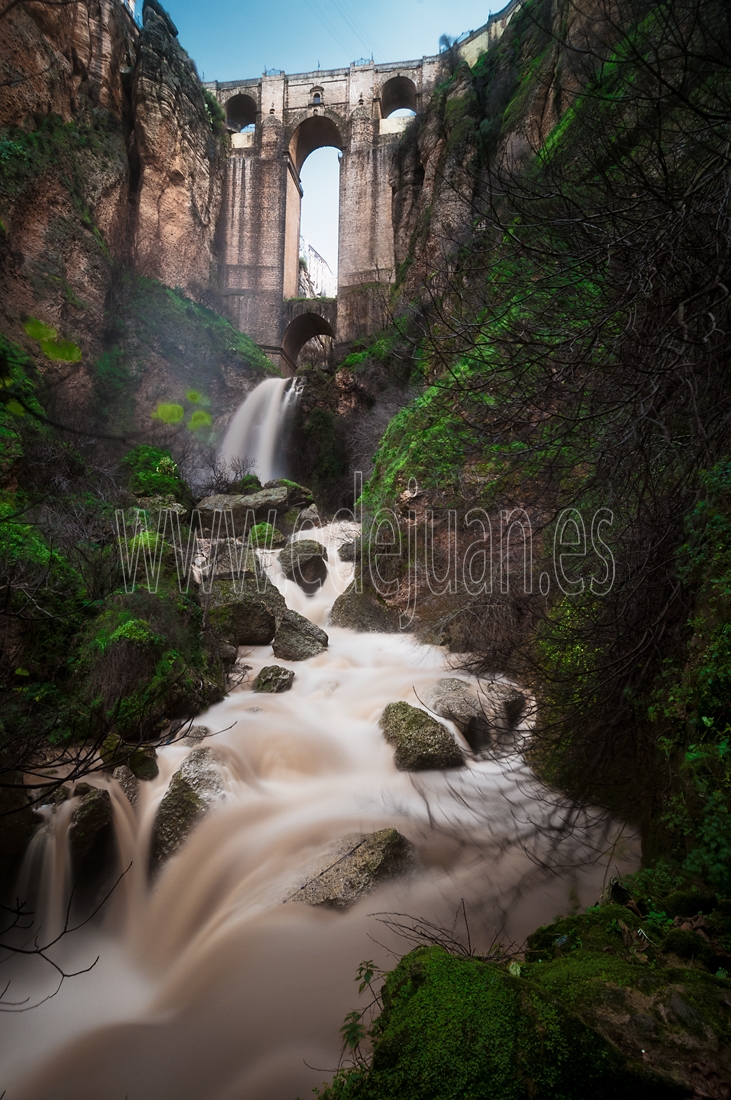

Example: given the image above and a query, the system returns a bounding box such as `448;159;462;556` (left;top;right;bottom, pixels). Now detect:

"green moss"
24;316;82;362
247;522;284;548
121;446;185;499
316;946;637;1100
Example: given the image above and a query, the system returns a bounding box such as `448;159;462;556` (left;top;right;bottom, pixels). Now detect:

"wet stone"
68;785;113;875
330;580;401;633
379;701;464;771
113;765;139;806
207;577;286;646
272;609;328;661
278;539;328;592
423;678;491;752
128;744;159;781
288;828;415;910
196;487;290;528
150;748;224;871
253;665;295;693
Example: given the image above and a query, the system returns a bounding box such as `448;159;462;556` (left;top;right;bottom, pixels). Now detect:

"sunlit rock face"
131;2;224;296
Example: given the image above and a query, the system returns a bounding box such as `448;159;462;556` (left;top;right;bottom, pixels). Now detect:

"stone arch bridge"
205;0;520;375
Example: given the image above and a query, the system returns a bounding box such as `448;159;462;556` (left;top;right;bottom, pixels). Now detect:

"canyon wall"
0;0;245;427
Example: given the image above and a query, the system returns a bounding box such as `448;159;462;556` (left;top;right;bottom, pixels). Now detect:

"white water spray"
219;377;303;483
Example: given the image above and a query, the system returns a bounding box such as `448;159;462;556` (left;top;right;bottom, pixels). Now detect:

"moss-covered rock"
253;665;295;693
318;946;650;1100
330;580;401;633
279;539;328;591
128;743;159;780
272;609;328;660
196;487;289;529
68;784;113;878
289;829;414;910
206;577;286;646
149;748;224;870
379;701;463;770
247;522;285;549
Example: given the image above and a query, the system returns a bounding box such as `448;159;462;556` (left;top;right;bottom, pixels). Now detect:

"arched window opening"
313;93;321;104
225;93;257;133
380;75;417;118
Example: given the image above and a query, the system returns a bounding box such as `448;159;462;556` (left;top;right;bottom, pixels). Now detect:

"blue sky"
159;0;499;273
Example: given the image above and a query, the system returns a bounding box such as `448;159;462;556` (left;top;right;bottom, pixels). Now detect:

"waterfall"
219;377;303;484
1;523;638;1100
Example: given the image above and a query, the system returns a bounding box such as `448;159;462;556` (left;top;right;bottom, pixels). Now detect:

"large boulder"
68;784;114;877
196;487;290;531
253;665;295;693
423;678;491;752
113;765;139;806
288;829;415;910
379;702;464;770
423;678;527;752
337;539;360;563
264;479;315;510
128;744;159;780
278;539;328;591
206;577;286;646
149;748;224;871
482;682;527;737
330;580;401;633
196;538;262;585
272;609;328;660
0;775;40;890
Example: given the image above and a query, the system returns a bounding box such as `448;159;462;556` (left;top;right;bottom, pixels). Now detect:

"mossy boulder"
278;539;328;591
330;580;401;633
196;487;289;529
68;784;113;878
247;522;285;549
319;946;644;1100
288;829;414;910
128;744;159;780
253;665;295;693
379;702;463;770
272;609;328;660
113;765;139;806
200;539;261;584
206;577;286;646
149;748;224;870
522;904;731;1095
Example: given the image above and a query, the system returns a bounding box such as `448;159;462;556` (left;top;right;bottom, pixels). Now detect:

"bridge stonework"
205;0;520;373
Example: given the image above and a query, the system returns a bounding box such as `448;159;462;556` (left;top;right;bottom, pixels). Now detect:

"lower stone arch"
282;312;335;370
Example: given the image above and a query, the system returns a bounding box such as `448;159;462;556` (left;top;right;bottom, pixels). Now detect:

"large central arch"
283;113;344;299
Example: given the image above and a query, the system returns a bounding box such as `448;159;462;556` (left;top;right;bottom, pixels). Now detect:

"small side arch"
380;76;417;118
225;93;257;132
289;115;343;172
282;313;335;368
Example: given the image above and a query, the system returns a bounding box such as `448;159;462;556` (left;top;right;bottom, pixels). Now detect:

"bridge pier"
207;0;522;371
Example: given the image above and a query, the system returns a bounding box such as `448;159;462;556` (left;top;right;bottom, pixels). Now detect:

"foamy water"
0;523;638;1100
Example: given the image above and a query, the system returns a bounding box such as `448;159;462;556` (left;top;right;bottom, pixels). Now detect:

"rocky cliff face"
131;0;224;294
0;0;243;428
388;0;589;302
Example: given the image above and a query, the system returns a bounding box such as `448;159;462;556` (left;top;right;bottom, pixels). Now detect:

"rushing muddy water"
0;522;638;1099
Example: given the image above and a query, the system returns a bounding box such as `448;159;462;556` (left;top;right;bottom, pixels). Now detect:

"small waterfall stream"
219;378;302;483
0;398;638;1100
